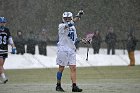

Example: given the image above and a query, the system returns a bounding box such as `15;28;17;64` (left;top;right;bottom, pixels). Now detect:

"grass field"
0;66;140;93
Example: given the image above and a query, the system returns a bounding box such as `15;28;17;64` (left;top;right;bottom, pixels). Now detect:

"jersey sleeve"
5;28;12;37
5;28;14;44
58;23;66;33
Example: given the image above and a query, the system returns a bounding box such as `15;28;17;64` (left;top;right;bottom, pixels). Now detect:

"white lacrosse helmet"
62;12;73;22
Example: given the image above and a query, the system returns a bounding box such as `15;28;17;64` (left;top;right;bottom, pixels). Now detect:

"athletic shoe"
72;86;82;92
3;79;8;84
56;86;65;92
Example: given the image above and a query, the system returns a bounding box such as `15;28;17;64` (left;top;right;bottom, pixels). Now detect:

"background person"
14;31;25;55
91;30;102;54
126;29;137;66
26;33;36;55
38;30;48;56
105;26;117;55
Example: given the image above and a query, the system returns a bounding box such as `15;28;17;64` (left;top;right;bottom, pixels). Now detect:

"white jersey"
57;22;77;51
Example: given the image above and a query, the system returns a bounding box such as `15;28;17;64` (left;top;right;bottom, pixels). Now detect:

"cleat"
3;79;8;84
72;86;82;92
56;86;65;92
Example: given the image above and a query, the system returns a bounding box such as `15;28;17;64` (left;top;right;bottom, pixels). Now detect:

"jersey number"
68;28;75;41
0;36;7;45
68;31;74;41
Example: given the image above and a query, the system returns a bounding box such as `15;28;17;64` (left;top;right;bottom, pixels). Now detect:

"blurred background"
0;0;140;49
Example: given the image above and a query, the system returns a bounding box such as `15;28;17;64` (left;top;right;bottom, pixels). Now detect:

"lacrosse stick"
82;32;94;61
0;51;11;54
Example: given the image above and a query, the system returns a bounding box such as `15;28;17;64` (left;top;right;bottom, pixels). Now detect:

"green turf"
0;66;140;93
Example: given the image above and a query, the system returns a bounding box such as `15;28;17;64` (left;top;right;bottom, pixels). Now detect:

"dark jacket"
105;32;117;46
126;36;137;52
14;35;26;54
92;34;102;49
26;38;36;54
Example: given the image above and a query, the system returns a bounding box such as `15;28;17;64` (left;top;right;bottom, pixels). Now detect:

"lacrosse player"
0;17;16;84
56;10;84;92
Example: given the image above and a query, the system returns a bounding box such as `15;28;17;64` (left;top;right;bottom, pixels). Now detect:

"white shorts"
56;50;76;66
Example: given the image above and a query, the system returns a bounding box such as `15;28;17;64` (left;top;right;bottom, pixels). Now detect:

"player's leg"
56;51;68;92
56;65;65;92
69;65;76;84
69;65;82;92
0;57;8;84
69;52;82;92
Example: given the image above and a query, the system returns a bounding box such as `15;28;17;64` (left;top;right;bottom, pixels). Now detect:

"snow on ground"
4;46;140;69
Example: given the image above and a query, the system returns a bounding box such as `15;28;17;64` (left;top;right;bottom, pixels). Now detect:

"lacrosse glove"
76;9;84;18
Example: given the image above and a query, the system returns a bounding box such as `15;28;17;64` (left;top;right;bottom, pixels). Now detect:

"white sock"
1;73;7;80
